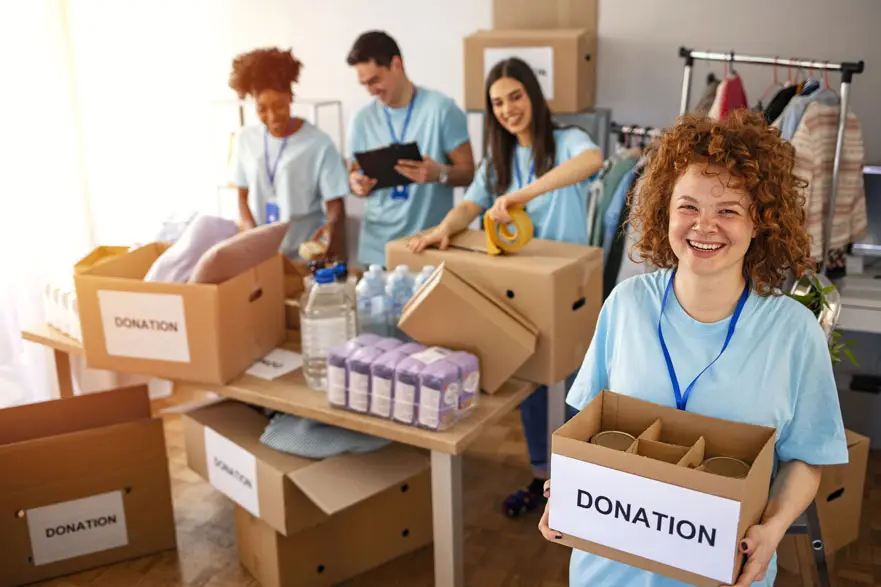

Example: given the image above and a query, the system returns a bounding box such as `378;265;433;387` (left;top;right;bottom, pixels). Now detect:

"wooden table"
21;323;84;399
22;324;537;587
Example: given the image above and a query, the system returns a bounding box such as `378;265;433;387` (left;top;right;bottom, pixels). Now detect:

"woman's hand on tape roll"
538;480;563;541
408;224;451;253
725;523;784;587
488;193;517;224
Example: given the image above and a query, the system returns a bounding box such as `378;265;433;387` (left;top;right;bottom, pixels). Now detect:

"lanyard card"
265;202;280;224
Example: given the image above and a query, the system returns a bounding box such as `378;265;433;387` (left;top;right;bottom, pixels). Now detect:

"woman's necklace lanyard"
263;119;294;223
384;87;418;200
657;269;750;411
513;152;535;191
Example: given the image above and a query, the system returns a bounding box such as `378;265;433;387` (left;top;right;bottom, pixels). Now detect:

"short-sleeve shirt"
347;86;470;267
231;119;348;258
566;268;849;587
464;127;598;245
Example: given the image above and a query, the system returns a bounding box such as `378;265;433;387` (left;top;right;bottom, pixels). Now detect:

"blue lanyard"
264;120;293;189
658;269;749;411
384;86;417;144
513;153;535;190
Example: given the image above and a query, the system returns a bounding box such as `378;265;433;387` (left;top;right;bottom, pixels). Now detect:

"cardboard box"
549;390;776;587
493;0;597;31
74;245;130;275
464;29;595;113
0;386;176;587
234;467;432;587
398;263;536;394
183;400;431;538
74;243;285;384
387;230;602;386
777;429;869;576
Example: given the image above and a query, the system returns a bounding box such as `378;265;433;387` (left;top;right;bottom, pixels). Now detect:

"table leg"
547;380;566;472
431;450;463;587
53;349;74;399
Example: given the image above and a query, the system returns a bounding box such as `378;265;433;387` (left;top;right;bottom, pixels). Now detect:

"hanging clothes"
790;101;868;270
763;85;800;124
603;162;645;299
708;74;749;120
693;73;721;114
590;153;639;247
773;87;839;141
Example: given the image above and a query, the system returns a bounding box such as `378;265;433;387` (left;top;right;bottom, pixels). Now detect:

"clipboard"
354;142;423;190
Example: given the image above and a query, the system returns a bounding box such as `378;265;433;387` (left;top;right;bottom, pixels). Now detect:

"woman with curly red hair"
229;47;348;261
536;110;848;587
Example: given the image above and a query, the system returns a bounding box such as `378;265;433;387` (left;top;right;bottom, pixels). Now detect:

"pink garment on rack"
718;74;748;119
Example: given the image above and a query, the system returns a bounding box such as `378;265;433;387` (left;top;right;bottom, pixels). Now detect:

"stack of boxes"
464;0;598;114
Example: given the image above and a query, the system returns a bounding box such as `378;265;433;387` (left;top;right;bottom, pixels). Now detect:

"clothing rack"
610;122;663;150
678;47;865;275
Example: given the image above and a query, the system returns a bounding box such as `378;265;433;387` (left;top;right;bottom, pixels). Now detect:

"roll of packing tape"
484;205;534;256
298;240;328;261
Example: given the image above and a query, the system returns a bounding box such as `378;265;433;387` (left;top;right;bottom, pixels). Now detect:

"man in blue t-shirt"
346;31;475;267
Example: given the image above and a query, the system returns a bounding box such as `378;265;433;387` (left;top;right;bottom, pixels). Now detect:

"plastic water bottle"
300;267;357;391
356;268;389;336
386;265;415;339
368;264;387;288
413;265;436;291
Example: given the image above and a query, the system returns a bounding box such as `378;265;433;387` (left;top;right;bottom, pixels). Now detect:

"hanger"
758;57;784;106
728;50;736;76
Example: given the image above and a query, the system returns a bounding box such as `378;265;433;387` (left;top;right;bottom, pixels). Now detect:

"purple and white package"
391;347;451;426
374;337;404;352
350;333;383;347
417;359;461;431
326;342;367;407
396;342;426;355
392;356;426;425
346;346;386;413
370;349;412;419
447;351;480;417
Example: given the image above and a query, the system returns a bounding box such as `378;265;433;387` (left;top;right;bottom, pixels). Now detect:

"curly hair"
628;109;812;296
229;47;302;99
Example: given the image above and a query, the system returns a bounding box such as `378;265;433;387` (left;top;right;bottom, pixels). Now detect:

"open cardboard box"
398;262;537;394
183;400;432;586
74;243;285;384
777;429;869;577
387;229;602;387
549;391;775;587
0;385;176;587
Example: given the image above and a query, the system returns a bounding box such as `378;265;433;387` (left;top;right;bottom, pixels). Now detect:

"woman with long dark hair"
409;57;604;517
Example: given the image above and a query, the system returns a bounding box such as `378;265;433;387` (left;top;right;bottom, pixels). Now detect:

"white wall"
61;0;880;254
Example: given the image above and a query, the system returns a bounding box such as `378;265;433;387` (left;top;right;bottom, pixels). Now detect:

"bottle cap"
395;265;410;273
368;264;384;273
315;268;335;284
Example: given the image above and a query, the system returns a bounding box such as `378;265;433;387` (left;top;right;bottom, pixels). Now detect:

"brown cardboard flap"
80;242;170;279
74;246;131;275
403;262;539;339
0;385;151;446
287;444;430;516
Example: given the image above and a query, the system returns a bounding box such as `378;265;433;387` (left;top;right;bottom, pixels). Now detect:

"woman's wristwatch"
438;165;450;185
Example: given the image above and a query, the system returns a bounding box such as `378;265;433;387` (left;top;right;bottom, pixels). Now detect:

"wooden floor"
29;389;881;587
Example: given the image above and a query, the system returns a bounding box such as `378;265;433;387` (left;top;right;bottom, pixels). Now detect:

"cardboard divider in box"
183;400;432;586
387;229;602;387
549;390;776;587
777;429;869;576
0;385;176;587
73;243;285;384
398;262;537;394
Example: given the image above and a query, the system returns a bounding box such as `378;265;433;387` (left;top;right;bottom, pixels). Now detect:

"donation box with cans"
549;390;775;587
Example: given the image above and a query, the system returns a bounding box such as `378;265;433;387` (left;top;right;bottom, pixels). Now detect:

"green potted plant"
786;274;858;366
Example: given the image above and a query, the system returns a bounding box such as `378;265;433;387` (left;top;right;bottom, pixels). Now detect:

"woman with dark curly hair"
229;47;348;261
536;110;848;587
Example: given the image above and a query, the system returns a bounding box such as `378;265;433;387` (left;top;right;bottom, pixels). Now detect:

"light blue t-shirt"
465;127;599;245
565;269;849;587
347;86;470;267
232;120;348;258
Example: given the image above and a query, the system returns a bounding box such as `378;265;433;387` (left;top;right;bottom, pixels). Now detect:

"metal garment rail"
678;47;865;275
611;122;664;141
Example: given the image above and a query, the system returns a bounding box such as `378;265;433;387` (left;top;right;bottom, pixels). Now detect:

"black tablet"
354;142;423;190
